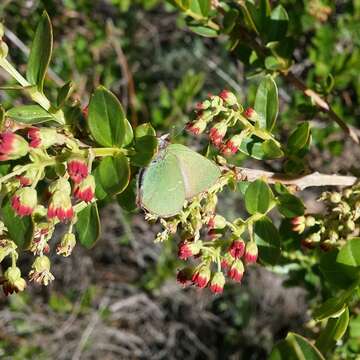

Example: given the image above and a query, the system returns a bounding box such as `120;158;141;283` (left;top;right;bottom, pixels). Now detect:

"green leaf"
188;24;218;37
94;154;130;197
26;11;53;91
337;238;360;267
277;194;305;218
254;76;279;130
135;123;156;138
288;122;311;153
315;307;349;354
117;179;138;212
190;0;211;18
1;197;33;249
266;5;289;42
254;216;281;265
223;9;239;34
245;179;274;215
166;0;190;11
131;135;158;167
88;86;132;147
6;104;53;124
56;81;74;108
269;332;325;360
313;297;348;321
350;315;360;338
239;137;284;160
75;203;101;249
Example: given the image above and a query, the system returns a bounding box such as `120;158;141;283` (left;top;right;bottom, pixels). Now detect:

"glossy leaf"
26;11;53;91
166;0;190;10
277;194;305;218
245;179;274;215
266;5;289;42
94;154;130;197
314;295;351;321
269;332;325;360
56;81;74;108
190;0;210;18
88;86;132;147
254;76;279;130
223;9;239;34
117;179;138;212
254;216;281;265
288;122;311;153
1;197;32;249
337;238;360;267
6;105;53;124
188;24;218;37
239;137;284;160
75;203;101;248
135;123;156;138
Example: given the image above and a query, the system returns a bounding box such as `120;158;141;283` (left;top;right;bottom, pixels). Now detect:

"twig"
234;167;357;191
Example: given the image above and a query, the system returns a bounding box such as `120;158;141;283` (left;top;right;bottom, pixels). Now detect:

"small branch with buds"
234;167;357;191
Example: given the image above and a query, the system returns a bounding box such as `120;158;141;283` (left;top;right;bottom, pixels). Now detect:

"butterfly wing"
139;151;186;217
167;144;221;199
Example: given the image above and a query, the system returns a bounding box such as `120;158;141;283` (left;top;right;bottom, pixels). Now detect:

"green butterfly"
138;140;221;218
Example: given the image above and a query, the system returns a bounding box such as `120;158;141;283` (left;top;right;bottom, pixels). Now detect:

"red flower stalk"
244;242;258;264
67;157;89;183
229;239;245;259
228;259;244;282
11;187;37;217
178;240;202;260
192;265;211;288
74;175;95;202
48;191;74;222
0;132;29;161
210;272;226;294
209;121;227;147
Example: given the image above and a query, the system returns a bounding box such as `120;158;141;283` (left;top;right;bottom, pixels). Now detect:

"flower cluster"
0;125;97;295
291;186;360;251
154;171;259;295
186;90;273;157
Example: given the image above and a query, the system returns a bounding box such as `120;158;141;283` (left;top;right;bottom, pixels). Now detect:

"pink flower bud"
0;132;29;161
176;267;194;286
11;187;37;217
49;178;72;195
243;107;259;122
229;239;245;259
228;259;244;282
67;156;89;183
221;133;243;156
207;214;226;229
219;89;237;106
178;240;202;260
291;216;306;234
186;119;207;135
244;242;258;264
73;175;95;202
221;252;235;270
27;127;63;149
209;121;227;147
16;167;39;187
210;271;225;294
192;265;211;288
48;191;74;222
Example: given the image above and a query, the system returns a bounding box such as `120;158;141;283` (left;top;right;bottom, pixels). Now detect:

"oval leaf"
254;76;279;130
337;238;360;268
26;11;53;91
277;194;305;218
245;179;274;215
88;86;132;147
94;153;130;197
75;203;101;249
254;216;281;265
6;104;53;124
288;122;311;153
